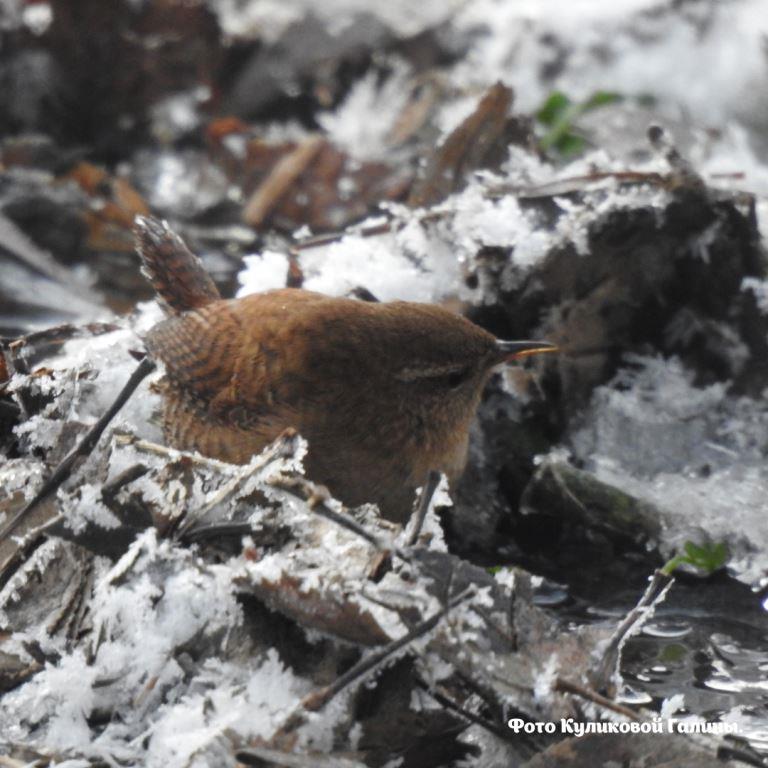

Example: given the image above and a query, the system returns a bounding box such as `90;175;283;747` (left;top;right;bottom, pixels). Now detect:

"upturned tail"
134;215;221;314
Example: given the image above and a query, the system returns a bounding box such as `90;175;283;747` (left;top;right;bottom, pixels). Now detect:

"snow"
743;277;768;314
318;67;412;161
0;527;318;766
238;152;677;305
450;0;768;131
59;482;121;534
145;651;308;767
239;219;463;303
132;149;231;218
5;0;768;761
27;652;97;750
211;0;465;41
46;302;164;438
572;355;768;583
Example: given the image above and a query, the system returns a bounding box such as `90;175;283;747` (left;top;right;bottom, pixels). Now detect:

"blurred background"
1;0;767;333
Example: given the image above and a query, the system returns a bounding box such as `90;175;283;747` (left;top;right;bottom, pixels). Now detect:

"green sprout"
660;541;729;577
536;90;622;158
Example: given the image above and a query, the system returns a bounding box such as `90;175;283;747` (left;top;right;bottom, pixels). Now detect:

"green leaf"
535;89;624;159
683;541;702;559
662;540;729;576
536;91;572;126
555;133;586;157
582;90;622;111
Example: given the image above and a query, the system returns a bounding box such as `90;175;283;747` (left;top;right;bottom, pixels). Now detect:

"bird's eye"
394;364;473;387
444;366;471;389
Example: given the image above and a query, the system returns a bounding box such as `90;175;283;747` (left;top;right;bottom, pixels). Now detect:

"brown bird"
135;217;556;522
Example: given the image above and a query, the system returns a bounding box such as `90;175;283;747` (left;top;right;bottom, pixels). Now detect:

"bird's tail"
134;215;221;314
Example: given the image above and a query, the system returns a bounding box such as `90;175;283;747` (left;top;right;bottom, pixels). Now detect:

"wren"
135;217;556;522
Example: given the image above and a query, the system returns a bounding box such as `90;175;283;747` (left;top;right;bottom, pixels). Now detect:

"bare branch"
0;357;156;543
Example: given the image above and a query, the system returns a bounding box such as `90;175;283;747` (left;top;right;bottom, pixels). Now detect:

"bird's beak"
495;340;558;363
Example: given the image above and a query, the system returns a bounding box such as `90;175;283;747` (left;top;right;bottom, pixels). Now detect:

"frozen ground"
233;0;768;589
2;0;768;764
571;355;768;585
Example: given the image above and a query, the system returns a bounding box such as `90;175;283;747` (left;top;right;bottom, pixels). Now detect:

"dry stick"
243;135;325;227
100;464;152;528
304;587;476;712
276;586;476;737
413;674;512;742
0;750;46;768
291;210;448;254
0;467;153;593
47;557;93;639
112;433;242;473
554;677;642;722
470;603;516;650
405;470;440;546
3;341;32;419
589;569;674;692
0;357;156;543
291;219;395;252
108;436;396;552
181;521;255;544
66;560;95;642
268;474;398;555
175;435;301;539
0;322;121;352
291;163;708;258
0;515;62;593
485;170;669;200
0;211;103;301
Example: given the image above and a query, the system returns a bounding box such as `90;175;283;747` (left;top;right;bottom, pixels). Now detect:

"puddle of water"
535;574;768;753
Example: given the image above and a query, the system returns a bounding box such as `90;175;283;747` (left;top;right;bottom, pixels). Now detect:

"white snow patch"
742;277;768;314
451;0;768;132
319;67;412;161
572;356;768;584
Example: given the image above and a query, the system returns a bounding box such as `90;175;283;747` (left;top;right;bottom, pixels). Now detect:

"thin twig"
554;676;642;721
100;464;152;529
0;357;156;543
181;521;255;544
47;557;93;640
276;587;476;737
291;210;448;253
305;587;475;711
66;560;95;643
268;474;397;555
589;569;674;691
0;321;121;352
292;219;395;252
243;135;325;228
175;436;299;539
413;675;511;741
0;513;66;594
0;752;40;768
485;170;669;200
111;434;241;473
3;341;32;418
0;211;103;304
405;470;440;546
470;604;516;650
